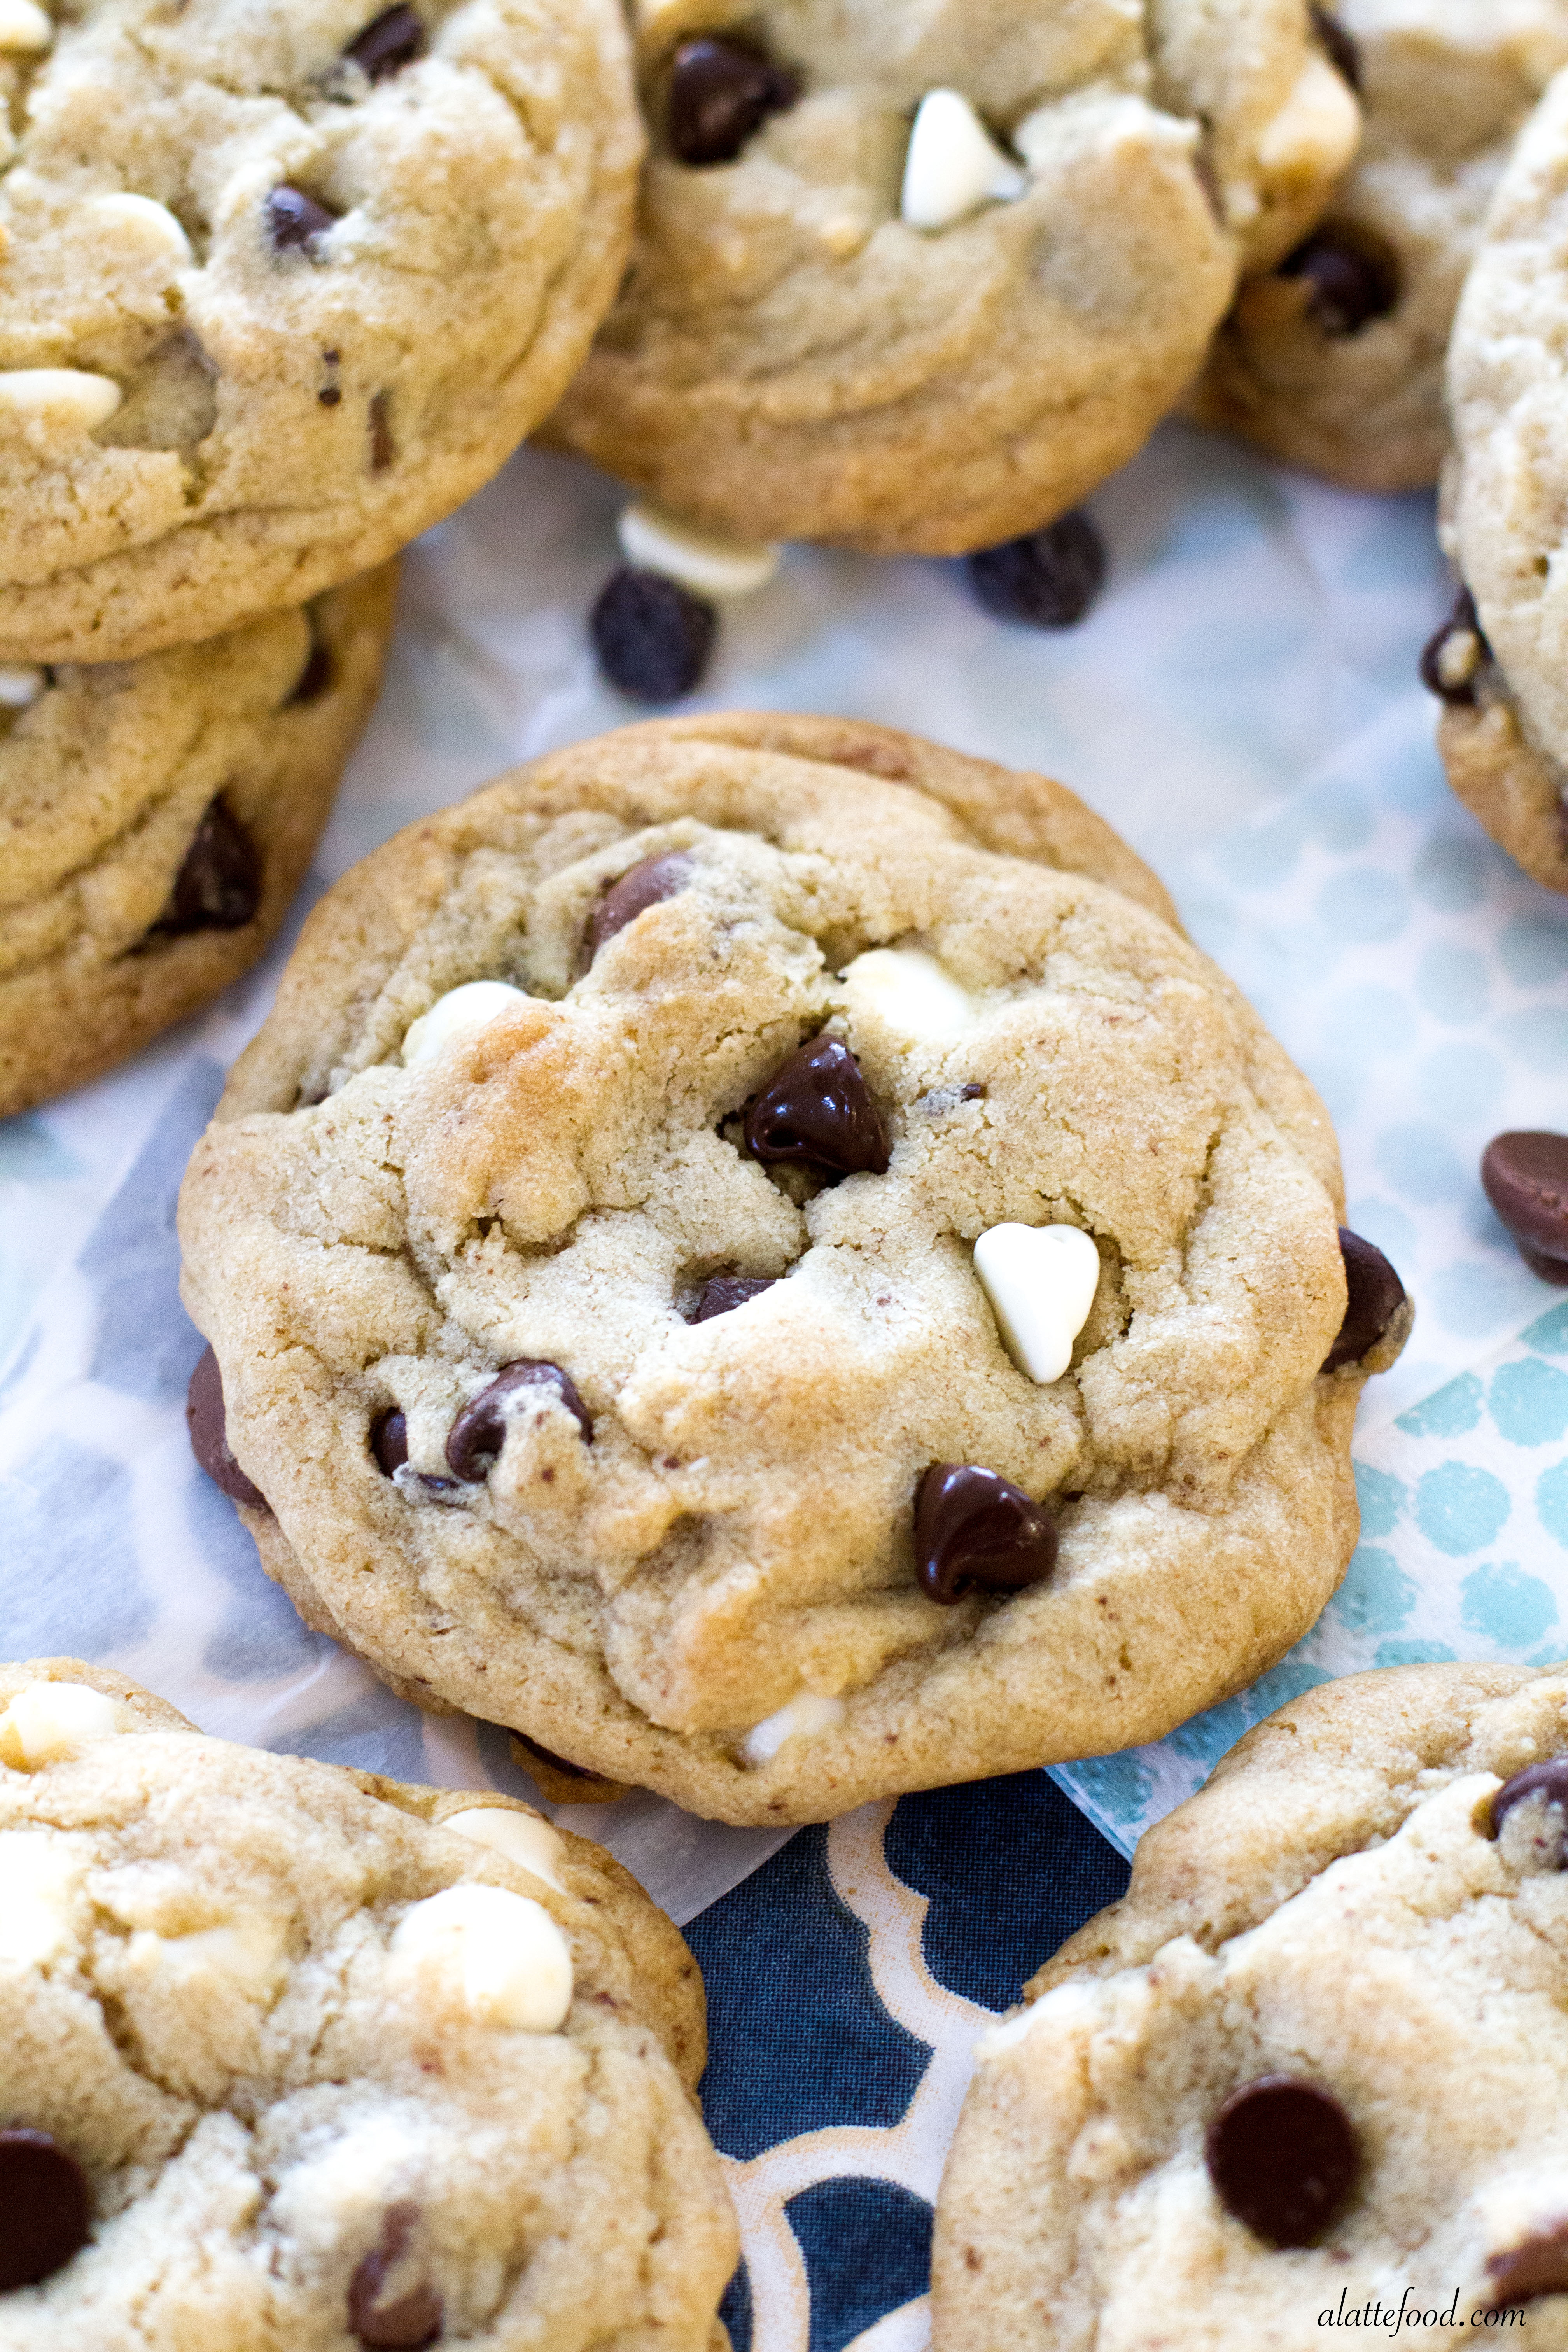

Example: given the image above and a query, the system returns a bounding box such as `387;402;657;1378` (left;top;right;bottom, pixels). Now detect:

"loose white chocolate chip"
901;90;1025;233
89;193;192;265
0;368;121;434
0;663;44;709
0;1680;123;1769
973;1223;1101;1384
0;1834;82;1967
841;946;975;1044
742;1692;846;1768
402;980;530;1068
444;1806;565;1892
1254;53;1359;183
388;1884;573;2032
0;0;51;51
618;500;780;599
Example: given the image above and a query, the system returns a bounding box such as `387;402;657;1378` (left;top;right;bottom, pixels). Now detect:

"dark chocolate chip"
590;568;716;702
1310;4;1362;89
345;4;426;82
370;1407;409;1478
266;186;338;254
695;1275;777;1321
1489;2219;1568;2308
186;1346;267;1510
1279;222;1401;336
915;1464;1058;1605
586;852;694;960
348;2203;442;2350
667;36;800;166
1488;1758;1568;1851
744;1036;890;1178
1205;2076;1358;2248
1482;1132;1568;1282
287;628;334;705
318;385;343;407
0;2131;91;2293
1420;586;1487;706
1321;1228;1407;1372
369;391;395;472
966;512;1106;630
154;799;262;935
446;1361;592;1481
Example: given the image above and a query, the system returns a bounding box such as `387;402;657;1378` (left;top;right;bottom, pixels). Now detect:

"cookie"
1193;0;1568;494
544;0;1359;555
1438;63;1568;892
933;1660;1568;2346
177;712;1408;1828
0;564;397;1121
0;0;641;665
0;1654;736;2344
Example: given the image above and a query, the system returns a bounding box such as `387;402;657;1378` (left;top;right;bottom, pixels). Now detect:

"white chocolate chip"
402;980;530;1068
0;1681;123;1770
841;946;975;1044
444;1806;565;1892
901;90;1025;233
0;369;122;434
975;1979;1100;2059
0;1833;83;1967
88;193;192;265
618;501;780;600
1254;53;1360;184
124;1916;286;2005
388;1883;573;2032
0;663;45;709
973;1223;1101;1384
0;0;52;52
741;1692;846;1768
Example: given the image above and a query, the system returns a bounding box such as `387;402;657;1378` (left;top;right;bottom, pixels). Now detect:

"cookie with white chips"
933;1662;1568;2348
0;0;640;664
0;1655;735;2347
546;0;1359;555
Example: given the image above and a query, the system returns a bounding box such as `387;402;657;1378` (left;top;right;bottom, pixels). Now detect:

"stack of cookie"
0;0;644;1118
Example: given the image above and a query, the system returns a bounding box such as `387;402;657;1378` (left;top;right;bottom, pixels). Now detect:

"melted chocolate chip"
1280;222;1401;336
915;1464;1058;1605
154;799;262;935
695;1275;777;1321
966;512;1106;630
586;852;694;961
266;186;338;254
186;1346;268;1509
1321;1228;1407;1371
1489;1758;1568;1851
1205;2076;1358;2248
590;568;716;702
0;2131;91;2292
288;627;333;705
369;391;395;472
1310;4;1362;89
1482;1132;1568;1282
1489;2219;1568;2308
348;2203;442;2350
744;1037;890;1178
370;1407;409;1478
1420;586;1486;705
345;4;426;82
447;1361;592;1481
667;36;800;166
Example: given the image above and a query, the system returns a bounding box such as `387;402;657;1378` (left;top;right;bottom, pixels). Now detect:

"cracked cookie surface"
0;1654;735;2349
177;713;1388;1827
0;0;640;663
934;1662;1568;2349
0;563;396;1119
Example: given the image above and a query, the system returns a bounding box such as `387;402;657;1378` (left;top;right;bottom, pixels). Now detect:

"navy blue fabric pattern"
786;2180;933;2352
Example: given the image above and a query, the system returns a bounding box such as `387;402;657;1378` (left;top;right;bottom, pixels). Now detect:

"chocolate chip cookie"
177;712;1407;1827
1194;0;1568;494
0;1655;735;2345
545;0;1360;555
933;1661;1568;2347
0;564;396;1120
0;0;640;665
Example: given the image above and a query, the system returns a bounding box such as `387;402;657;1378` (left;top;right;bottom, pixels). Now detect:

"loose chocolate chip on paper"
1279;222;1401;336
1488;1758;1568;1851
966;512;1106;629
586;852;694;960
695;1275;777;1321
0;2130;92;2293
668;36;800;166
1482;1132;1568;1282
745;1036;890;1178
447;1361;593;1481
1489;2219;1568;2308
915;1464;1058;1605
591;568;716;702
1205;2076;1359;2248
154;800;262;935
345;4;426;82
1419;586;1487;706
266;186;338;254
1310;4;1362;89
348;2203;442;2350
186;1346;268;1510
1321;1228;1407;1371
